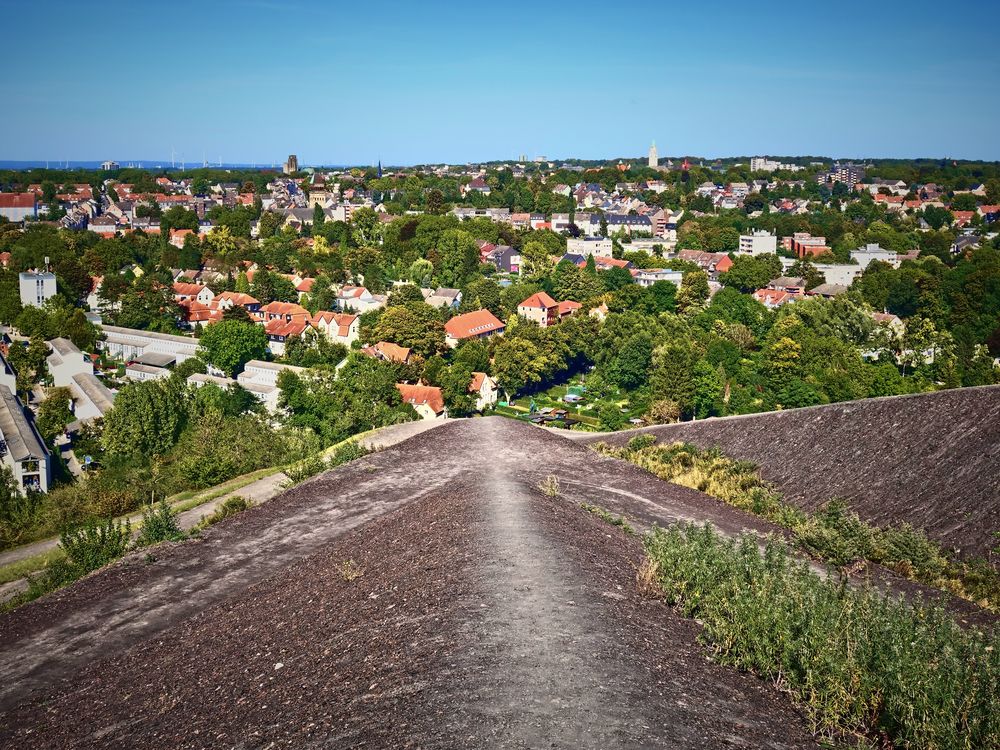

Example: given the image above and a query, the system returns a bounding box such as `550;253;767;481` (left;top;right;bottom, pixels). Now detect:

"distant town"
0;146;996;520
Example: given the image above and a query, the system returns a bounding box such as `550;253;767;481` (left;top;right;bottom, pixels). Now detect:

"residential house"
424;287;462;309
444;309;505;348
677;250;733;277
461;177;491;197
0;384;50;493
169;228;195;248
768;276;808;295
215;291;261;314
633;268;683;288
469;371;498;411
753;288;800;309
518;292;559;327
336;285;386;313
851;243;899;270
362;341;411;364
484;245;520;274
977;205;1000;223
396;383;446;420
173;282;215;305
0;193;38;222
312;311;359;345
807;283;849;298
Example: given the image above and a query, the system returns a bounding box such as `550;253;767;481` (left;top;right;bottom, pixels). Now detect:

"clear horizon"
2;0;998;164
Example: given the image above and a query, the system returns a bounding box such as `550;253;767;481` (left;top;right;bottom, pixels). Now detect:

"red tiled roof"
173;282;206;297
373;341;411;363
557;300;582;315
260;301;310;317
396;383;445;414
265;317;310;338
444;309;505;340
217;291;259;306
0;193;36;209
468;371;489;393
519;292;557;310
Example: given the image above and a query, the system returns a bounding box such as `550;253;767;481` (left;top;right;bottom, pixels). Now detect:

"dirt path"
0;416;938;746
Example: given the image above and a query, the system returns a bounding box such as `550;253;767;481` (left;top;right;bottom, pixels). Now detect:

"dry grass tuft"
635;556;661;598
538;475;561;498
339;560;364;581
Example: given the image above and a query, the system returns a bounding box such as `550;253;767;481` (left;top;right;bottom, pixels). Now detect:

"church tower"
648;141;658;169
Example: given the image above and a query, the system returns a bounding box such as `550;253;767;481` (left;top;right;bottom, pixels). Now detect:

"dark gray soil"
0;418;828;748
587;386;1000;560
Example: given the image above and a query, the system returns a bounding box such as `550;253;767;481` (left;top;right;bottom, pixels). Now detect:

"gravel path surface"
0;417;874;746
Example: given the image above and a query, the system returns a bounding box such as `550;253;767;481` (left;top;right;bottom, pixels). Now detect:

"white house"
125;363;172;381
469;371;498;411
336;286;386;313
566;237;613;257
0;384;50;493
69;372;116;421
312;311;359;345
47;338;93;387
633;268;683;288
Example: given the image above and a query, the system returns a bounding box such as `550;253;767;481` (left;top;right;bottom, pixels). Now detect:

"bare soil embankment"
587;386;1000;560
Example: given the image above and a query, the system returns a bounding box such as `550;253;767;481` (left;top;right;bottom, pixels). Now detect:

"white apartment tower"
648;141;658;169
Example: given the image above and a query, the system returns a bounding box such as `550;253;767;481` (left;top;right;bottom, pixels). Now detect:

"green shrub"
200;495;252;527
135;501;184;547
327;440;370;468
645;523;1000;748
581;502;635;535
286;442;372;485
285;454;327;484
59;518;131;572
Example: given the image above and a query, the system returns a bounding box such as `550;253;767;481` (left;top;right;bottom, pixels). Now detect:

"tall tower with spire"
648;141;658;169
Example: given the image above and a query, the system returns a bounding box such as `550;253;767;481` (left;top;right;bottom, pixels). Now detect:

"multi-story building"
785;233;831;259
18;271;56;308
819;162;866;187
283;154;298;175
851;243;899;270
566;237;613;257
738;230;778;256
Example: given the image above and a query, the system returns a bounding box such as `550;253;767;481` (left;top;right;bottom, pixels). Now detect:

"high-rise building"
648;141;658;169
283;154;299;175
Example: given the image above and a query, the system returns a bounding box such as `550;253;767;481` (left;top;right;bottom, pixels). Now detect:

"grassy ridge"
597;436;1000;610
644;523;1000;749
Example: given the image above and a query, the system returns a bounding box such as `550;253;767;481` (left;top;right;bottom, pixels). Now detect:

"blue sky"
2;0;998;165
